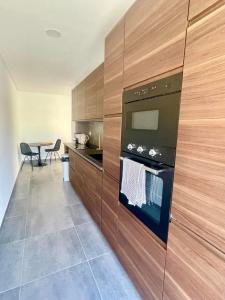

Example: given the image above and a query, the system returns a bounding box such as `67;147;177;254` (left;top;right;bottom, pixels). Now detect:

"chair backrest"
20;143;32;155
53;139;61;151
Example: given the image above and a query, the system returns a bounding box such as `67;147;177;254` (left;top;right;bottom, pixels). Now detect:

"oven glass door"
119;154;174;243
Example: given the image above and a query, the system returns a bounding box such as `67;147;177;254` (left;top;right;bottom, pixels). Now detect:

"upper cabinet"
189;0;219;20
96;64;104;119
172;5;225;253
72;87;77;121
72;63;104;121
104;19;124;115
123;0;189;88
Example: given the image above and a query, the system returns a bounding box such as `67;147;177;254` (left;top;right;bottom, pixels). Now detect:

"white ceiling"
0;0;135;95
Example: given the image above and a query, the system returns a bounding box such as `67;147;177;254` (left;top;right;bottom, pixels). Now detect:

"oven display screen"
132;110;159;130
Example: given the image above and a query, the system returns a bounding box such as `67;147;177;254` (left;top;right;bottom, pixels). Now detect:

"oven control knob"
149;148;158;157
127;143;135;151
137;146;145;153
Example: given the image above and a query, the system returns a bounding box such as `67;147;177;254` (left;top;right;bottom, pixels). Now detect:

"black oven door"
121;92;181;166
119;153;174;243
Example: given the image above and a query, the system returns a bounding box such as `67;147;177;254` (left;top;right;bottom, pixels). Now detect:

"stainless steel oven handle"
120;157;166;176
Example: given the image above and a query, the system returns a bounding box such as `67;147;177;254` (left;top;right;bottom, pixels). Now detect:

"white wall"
18;91;71;158
0;57;21;226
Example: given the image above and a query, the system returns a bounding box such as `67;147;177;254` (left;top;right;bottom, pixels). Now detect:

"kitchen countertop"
64;142;103;171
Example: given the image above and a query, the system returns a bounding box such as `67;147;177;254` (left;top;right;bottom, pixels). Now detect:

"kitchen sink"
87;153;103;162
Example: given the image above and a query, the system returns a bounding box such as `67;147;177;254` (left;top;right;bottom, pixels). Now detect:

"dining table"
29;142;53;167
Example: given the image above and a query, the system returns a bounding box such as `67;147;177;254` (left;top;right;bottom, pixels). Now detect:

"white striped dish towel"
121;158;146;208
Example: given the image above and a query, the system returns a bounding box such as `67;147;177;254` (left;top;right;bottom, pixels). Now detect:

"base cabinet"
69;149;102;226
164;222;225;300
117;205;166;300
101;173;119;250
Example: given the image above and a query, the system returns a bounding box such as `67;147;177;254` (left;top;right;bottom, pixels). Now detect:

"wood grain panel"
117;205;166;300
68;149;102;226
103;116;122;180
123;0;189;87
96;63;104;119
163;222;225;300
102;173;119;213
76;81;85;120
104;19;124;115
85;71;97;120
101;200;118;250
189;0;222;20
172;5;225;253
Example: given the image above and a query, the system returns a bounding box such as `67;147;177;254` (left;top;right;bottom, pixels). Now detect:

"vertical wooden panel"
104;18;124;115
103;116;122;180
164;222;225;300
172;4;225;253
96;63;104;119
117;205;166;300
123;0;189;87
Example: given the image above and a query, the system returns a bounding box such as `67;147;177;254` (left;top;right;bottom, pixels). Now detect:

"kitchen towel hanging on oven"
121;158;146;207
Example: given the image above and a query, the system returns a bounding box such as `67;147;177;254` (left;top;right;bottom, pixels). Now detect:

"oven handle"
120;157;166;176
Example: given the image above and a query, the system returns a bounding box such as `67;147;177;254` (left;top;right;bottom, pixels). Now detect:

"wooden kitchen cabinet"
172;4;225;253
117;205;166;300
101;173;119;249
68;150;102;227
104;18;124;115
72;63;104;121
103;116;122;180
123;0;189;88
189;0;220;20
75;81;86;120
163;222;225;300
96;63;104;119
85;70;97;120
71;87;77;121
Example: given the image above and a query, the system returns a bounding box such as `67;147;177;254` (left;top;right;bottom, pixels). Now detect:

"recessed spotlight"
45;29;61;38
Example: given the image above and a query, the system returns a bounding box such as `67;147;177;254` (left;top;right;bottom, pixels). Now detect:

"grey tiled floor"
0;161;141;300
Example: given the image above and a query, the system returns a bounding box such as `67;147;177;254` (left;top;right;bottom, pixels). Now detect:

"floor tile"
26;205;74;238
76;222;110;260
0;216;26;244
5;198;27;219
90;253;141;300
62;183;82;206
0;288;19;300
22;228;85;284
0;241;24;293
70;204;93;226
20;263;101;300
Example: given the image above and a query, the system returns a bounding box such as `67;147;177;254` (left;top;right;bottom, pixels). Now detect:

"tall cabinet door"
104;19;124;115
172;4;225;253
123;0;189;87
163;222;225;300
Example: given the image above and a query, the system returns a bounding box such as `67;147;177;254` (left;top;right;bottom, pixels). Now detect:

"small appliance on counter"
74;133;89;145
119;72;183;243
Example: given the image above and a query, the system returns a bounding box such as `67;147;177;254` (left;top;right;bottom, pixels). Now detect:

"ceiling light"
45;29;61;38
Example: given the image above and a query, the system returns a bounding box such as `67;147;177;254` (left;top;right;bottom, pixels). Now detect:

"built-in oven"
119;73;183;243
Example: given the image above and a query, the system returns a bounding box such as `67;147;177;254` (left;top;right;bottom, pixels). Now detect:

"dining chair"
20;143;38;171
45;139;61;163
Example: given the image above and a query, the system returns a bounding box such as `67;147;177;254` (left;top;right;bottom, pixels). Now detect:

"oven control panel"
126;144;162;157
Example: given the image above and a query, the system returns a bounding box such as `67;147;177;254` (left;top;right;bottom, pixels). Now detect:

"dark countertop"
64;142;103;171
